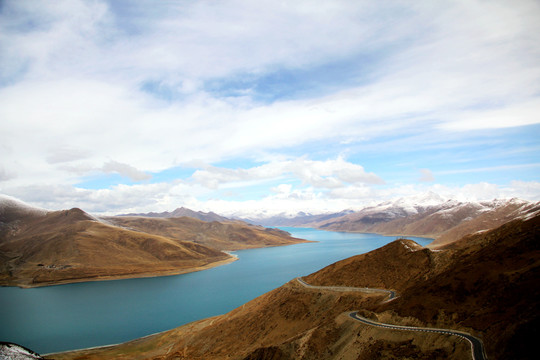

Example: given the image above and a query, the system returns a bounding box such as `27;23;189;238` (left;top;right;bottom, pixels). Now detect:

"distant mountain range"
240;210;355;227
119;207;230;222
242;193;540;246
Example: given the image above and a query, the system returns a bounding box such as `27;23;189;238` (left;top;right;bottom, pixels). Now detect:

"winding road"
296;277;487;360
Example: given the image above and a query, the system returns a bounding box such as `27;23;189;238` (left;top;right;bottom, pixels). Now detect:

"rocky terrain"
0;195;307;288
49;213;539;359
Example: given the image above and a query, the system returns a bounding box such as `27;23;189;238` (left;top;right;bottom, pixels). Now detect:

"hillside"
0;196;307;288
50;213;539;360
103;216;307;251
0;207;231;288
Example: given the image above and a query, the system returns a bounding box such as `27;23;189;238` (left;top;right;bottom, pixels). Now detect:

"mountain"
120;207;230;222
238;192;448;227
240;210;354;227
0;195;49;241
49;213;540;360
254;194;539;246
103;216;309;251
0;342;44;360
0;205;230;288
0;196;307;288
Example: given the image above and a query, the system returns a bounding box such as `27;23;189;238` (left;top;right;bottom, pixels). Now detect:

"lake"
0;228;432;354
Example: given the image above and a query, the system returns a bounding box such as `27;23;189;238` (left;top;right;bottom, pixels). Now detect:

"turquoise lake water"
0;228;432;354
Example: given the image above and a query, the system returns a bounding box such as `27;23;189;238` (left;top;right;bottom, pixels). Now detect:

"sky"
1;0;539;217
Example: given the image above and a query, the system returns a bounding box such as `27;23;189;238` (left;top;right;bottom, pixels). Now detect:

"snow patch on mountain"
0;342;43;359
0;194;49;217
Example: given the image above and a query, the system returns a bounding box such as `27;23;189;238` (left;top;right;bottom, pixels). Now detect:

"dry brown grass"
0;209;307;287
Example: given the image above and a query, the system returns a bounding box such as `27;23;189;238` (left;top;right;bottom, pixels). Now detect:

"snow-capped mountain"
119;206;230;222
0;194;49;222
239;210;355;227
315;196;540;245
240;192;540;245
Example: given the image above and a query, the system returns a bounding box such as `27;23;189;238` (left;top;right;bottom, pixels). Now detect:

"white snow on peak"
399;240;414;252
370;192;448;214
521;208;540;221
0;194;49;216
496;198;529;208
0;342;43;359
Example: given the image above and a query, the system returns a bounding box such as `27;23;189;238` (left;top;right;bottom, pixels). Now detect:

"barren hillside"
50;214;539;360
104;216;307;251
0;196;307;288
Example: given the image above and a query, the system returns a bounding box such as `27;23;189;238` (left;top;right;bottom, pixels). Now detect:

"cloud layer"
1;0;539;214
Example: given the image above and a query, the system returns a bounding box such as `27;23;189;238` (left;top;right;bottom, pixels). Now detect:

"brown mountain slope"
0;196;307;288
381;215;540;359
51;279;466;360
51;214;540;360
0;208;232;288
309;214;540;359
103;216;308;251
304;239;438;291
0;195;49;243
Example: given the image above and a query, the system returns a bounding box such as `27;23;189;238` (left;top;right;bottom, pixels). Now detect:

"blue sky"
0;0;539;216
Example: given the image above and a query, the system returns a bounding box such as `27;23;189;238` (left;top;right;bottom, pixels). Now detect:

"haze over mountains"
119;207;230;222
0;195;306;288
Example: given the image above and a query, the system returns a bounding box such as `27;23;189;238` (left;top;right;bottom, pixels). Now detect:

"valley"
47;213;539;360
3;2;538;359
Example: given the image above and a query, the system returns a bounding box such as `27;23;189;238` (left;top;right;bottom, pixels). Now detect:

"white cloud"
102;161;152;181
328;185;374;200
1;1;539;214
419;169;435;182
0;167;15;182
438;163;540;175
440;99;540;131
3;178;539;218
271;184;293;195
190;157;383;190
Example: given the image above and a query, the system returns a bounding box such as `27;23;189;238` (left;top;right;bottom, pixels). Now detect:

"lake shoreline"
2;255;239;289
2;240;313;289
1;229;433;355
